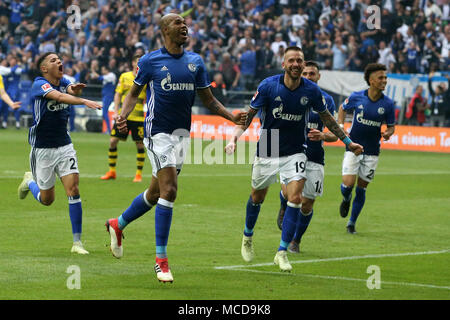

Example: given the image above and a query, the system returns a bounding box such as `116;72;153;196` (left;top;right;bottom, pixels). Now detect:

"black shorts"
111;120;144;141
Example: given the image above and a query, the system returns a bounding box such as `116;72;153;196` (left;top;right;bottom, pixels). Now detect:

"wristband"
342;136;352;147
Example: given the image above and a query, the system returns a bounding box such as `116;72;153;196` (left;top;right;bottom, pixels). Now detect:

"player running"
225;46;363;272
338;63;396;234
17;52;102;254
276;60;338;253
105;13;247;283
100;54;147;182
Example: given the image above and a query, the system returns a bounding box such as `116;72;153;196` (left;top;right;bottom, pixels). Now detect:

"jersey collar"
279;74;304;92
364;89;384;102
161;46;184;59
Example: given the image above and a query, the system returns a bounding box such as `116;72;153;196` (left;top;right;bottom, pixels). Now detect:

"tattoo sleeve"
319;109;348;141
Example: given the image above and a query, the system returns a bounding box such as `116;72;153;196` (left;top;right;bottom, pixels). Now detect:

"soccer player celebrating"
105;13;246;283
100;54;147;183
276;61;338;253
17;52;102;254
338;63;396;234
225;46;363;272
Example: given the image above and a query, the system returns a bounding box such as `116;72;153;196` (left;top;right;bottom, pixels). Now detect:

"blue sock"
68;195;82;242
293;209;314;243
341;183;353;202
279;190;287;210
244;195;261;237
279;203;300;251
28;180;41;203
119;191;152;230
349;187;366;226
155;198;173;259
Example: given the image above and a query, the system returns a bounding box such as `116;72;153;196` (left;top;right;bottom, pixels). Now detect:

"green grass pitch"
0;129;449;300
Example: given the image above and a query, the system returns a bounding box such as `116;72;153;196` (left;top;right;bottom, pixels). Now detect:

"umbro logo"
161;66;168;71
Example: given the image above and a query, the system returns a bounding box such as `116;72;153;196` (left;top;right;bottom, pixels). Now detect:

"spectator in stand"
378;41;396;69
239;42;257;91
406;85;429;126
210;72;227;105
256;39;274;81
421;38;441;74
219;52;240;90
404;41;421;74
271;33;288;55
332;36;348;71
90;64;117;134
428;71;450;127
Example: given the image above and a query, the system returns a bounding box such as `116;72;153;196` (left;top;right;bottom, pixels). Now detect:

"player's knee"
147;191;160;206
287;194;302;205
160;186;177;202
250;190;266;204
40;196;54;206
301;200;313;214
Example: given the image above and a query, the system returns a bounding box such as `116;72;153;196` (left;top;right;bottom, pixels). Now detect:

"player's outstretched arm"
0;87;21;109
67;83;86;96
45;90;101;110
225;107;258;155
197;87;247;125
307;128;338;142
116;82;144;132
318;108;363;155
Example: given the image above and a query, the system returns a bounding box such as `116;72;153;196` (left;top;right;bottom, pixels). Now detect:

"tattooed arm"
318;108;364;155
197;87;246;125
225;107;258;154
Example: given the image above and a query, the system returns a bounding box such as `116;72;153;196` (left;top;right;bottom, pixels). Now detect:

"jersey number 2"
69;158;77;170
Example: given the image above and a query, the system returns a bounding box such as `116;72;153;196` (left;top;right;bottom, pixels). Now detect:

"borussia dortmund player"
101;54;147;182
338;63;396;234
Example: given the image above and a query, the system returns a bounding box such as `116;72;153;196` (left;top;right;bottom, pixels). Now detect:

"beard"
285;67;302;80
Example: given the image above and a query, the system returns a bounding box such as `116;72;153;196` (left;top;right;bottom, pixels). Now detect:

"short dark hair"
305;60;320;71
36;52;58;75
284;46;303;56
364;63;387;86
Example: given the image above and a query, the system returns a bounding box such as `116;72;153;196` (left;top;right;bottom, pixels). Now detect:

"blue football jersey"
343;90;396;156
250;75;327;158
28;76;73;148
134;47;210;137
306;90;336;165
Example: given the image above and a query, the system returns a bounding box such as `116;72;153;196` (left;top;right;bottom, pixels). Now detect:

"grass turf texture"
0;129;449;300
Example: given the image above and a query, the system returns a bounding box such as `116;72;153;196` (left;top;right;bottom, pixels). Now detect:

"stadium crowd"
0;0;449;128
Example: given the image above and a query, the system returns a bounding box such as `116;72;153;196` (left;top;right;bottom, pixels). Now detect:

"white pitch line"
1;171;450;179
229;268;450;290
214;249;450;270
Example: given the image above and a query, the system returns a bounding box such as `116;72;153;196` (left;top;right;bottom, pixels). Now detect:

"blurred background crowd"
0;0;449;128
